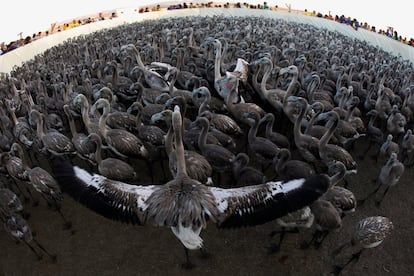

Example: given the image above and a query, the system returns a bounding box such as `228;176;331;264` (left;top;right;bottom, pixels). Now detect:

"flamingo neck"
198;120;209;152
329;168;345;187
265;116;274;137
320;116;339;148
198;93;211;115
111;64;118;86
66;111;78;137
260;62;272;94
173;116;186;177
214;42;222;81
247;118;259;144
168;70;177;94
165;124;173;158
225;84;238;110
298;63;305;84
13;144;28;168
306;79;317;101
81;102;91;127
36;115;46;139
135;110;143;128
187;30;193;47
252;63;261;89
176;50;184;70
276;154;288;175
294;103;307;141
134;50;145;68
98;105;109;137
24;90;35;109
283;72;299;101
305;108;321;134
92;136;103;164
10;109;18;126
344;104;356;122
368;113;377;128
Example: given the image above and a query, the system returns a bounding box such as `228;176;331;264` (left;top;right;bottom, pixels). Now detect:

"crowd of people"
163;2;414;46
0;11;118;56
1;1;414;56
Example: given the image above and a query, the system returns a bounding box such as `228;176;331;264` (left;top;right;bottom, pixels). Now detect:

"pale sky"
1;0;412;44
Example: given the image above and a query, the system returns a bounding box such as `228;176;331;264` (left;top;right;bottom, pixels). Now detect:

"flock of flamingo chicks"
0;13;412;274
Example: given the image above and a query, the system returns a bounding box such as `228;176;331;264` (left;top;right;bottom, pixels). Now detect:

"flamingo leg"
181;247;194;269
23;240;43;260
267;227;299;254
358;181;381;206
375;186;391;207
313;230;330;249
33;238;57;262
332;249;364;276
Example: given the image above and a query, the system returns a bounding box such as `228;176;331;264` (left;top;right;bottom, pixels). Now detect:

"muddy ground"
0;136;413;276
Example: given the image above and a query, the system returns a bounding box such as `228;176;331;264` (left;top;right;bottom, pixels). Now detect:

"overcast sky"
1;0;412;43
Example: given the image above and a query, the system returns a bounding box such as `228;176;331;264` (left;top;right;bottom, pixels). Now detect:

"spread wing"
51;156;157;225
210;174;330;228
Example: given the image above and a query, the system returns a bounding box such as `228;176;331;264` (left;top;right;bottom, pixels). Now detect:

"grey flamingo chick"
321;161;357;213
73;93;103;140
0;149;33;203
273;148;315;181
22;165;73;232
92;98;149;159
83;133;137;182
191;86;228;115
259;113;290;150
0;188;24;216
322;185;357;216
223;73;266;125
400;129;414;166
231;152;267;187
151;109;213;185
267;206;314;254
1;212;57;262
376;134;399;163
360;152;404;206
300;199;342;249
386;105;406;139
317;111;357;176
127;101;167;178
242;111;280;172
50;105;331;268
358;109;383;160
198;110;243;137
13;142;72;232
63;104;96;165
268;160;347;252
191;116;235;186
29;109;76;156
332;216;393;275
321;161;356;215
287;96;321;170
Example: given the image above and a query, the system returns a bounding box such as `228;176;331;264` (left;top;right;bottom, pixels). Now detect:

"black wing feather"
217;174;330;228
50;156;143;225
